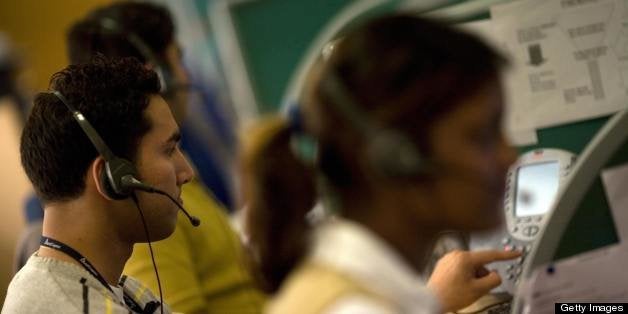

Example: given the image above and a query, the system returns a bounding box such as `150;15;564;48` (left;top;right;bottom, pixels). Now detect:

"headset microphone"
121;176;200;227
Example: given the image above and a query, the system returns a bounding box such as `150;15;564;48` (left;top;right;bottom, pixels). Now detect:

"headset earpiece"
100;166;119;200
367;130;427;178
321;71;429;179
102;157;140;200
152;66;168;94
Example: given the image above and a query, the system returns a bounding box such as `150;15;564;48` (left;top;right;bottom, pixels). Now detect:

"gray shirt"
2;254;170;314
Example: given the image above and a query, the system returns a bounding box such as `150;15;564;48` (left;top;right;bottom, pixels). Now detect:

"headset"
50;90;200;227
98;17;174;95
319;71;429;178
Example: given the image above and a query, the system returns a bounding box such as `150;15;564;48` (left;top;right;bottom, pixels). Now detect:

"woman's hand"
427;249;521;312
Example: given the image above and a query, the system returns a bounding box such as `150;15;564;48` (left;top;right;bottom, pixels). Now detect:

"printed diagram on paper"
491;0;628;131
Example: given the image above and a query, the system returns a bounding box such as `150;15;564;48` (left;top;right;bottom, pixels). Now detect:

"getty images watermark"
556;303;627;313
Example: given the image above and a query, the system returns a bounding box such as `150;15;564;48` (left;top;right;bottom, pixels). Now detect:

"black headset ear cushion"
101;158;139;200
100;163;126;200
367;130;426;178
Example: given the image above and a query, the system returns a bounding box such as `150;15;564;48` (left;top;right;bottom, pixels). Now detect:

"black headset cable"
130;193;164;314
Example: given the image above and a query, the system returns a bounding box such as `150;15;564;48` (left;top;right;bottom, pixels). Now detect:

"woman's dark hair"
241;117;316;292
243;14;505;292
20;55;160;203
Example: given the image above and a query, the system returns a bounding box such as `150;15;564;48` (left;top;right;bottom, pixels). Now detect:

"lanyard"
40;236;157;313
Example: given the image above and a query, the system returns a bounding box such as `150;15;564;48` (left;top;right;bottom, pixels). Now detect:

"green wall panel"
231;0;350;113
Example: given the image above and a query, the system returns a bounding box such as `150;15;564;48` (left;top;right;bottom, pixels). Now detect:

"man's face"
130;94;194;241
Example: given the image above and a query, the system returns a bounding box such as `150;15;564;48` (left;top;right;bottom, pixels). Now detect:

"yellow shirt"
124;180;266;313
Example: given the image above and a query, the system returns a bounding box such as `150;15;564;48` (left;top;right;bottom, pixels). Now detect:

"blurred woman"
242;14;519;314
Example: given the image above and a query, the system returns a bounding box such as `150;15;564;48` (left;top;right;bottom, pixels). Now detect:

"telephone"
469;148;576;294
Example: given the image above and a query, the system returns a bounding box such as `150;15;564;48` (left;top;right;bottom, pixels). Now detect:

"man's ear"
91;156;114;201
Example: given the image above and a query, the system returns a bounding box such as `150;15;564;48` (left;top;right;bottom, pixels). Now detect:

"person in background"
0;33;28;122
3;56;192;313
242;14;520;313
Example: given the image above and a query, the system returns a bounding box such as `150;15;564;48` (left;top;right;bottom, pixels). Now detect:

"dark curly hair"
20;56;160;203
66;1;174;65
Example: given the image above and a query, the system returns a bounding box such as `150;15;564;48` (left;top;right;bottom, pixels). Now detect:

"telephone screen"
515;161;560;217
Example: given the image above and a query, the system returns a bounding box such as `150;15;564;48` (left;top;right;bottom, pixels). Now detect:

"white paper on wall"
458;20;539;146
491;0;628;130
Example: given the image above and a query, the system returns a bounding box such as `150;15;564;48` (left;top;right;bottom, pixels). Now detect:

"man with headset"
63;2;265;313
3;56;192;313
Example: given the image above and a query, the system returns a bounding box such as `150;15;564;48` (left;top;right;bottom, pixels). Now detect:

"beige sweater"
268;262;395;314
